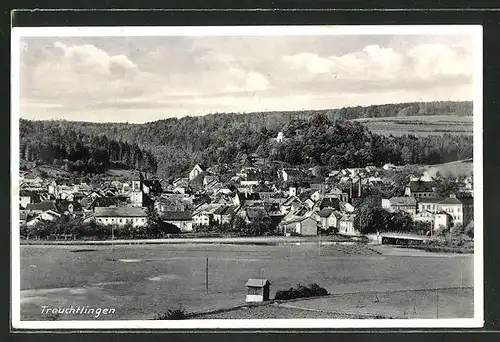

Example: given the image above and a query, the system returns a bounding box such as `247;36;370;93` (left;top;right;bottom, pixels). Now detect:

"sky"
18;29;477;123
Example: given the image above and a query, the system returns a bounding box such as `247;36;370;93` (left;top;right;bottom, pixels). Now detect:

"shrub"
274;283;329;300
154;307;187;320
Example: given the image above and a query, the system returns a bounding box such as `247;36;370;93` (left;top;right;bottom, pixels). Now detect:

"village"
18;131;474;241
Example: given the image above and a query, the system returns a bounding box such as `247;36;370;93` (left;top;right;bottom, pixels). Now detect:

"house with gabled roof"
26;209;61;227
417;197;444;214
381;196;418;216
19;190;41;209
26;201;59;214
339;214;359;236
213;205;238;225
160;211;193;232
189;164;205;181
413;210;435;224
325;187;349;202
94;206;148;227
281;168;302;182
317;208;340;231
434;211;452;232
315;197;341;211
233;191;262;207
282;216;318;236
404;180;436;198
280;195;302;215
192;203;221;226
438;194;473;228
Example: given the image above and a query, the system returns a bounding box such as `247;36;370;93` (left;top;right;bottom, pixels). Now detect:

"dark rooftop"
26;201;58;212
317;208;335;218
95;206;147;217
160;211;193;221
407;180;435;193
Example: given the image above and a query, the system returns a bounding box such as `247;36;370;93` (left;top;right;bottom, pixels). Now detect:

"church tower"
130;171;144;207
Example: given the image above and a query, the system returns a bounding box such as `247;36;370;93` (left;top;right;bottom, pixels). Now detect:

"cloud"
53;42;137;75
18;34;476;123
407;43;472;79
283;43;471;84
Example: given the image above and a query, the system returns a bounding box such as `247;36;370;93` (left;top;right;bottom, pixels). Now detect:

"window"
119;219;123;223
247;287;261;295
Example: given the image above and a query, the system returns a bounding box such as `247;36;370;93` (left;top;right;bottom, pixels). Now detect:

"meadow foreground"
20;242;473;320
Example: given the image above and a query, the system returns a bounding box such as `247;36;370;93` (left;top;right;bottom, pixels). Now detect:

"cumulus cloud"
283;43;470;83
53;42;137;75
18;34;476;123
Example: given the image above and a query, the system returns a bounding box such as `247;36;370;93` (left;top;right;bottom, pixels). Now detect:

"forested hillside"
20;120;157;174
19;101;473;179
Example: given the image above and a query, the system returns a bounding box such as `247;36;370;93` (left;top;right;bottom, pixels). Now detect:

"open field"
20;163;150;182
20;243;473;321
352;115;473;136
422;159;474;178
197;287;473;319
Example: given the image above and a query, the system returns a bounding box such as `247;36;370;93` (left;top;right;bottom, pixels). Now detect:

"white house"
338;214;360;236
189;164;205;181
192;204;221;226
317;208;339;230
438;194;474;228
276;131;284;143
94;207;148;227
434;212;451;233
282;216;318;236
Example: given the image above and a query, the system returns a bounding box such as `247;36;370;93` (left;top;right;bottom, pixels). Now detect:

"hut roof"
245;278;271;287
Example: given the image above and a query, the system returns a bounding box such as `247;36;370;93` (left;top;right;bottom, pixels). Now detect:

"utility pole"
461;259;464;288
436;292;439;318
205;256;209;294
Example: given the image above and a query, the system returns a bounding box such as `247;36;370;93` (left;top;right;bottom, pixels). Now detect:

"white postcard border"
11;24;484;330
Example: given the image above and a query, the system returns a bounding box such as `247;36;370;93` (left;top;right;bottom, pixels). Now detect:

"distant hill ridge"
20;101;473;179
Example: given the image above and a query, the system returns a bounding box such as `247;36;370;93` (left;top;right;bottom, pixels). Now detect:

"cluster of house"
18;162;474;237
382;180;474;232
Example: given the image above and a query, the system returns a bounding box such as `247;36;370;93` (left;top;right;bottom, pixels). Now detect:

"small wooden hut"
245;278;271;302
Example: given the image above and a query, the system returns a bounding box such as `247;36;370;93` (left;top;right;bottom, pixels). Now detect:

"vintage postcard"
11;25;483;330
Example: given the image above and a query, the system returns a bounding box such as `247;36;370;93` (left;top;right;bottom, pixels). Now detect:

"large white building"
94;207;147;227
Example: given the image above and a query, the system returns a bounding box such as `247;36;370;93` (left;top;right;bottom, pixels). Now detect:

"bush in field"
154;307;187;320
274;283;329;300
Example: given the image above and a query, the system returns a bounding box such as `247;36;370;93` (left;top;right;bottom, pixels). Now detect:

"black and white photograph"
11;25;483;329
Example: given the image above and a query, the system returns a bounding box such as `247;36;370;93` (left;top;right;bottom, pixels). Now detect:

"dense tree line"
19;101;472;179
20;119;157;173
270;115;472;169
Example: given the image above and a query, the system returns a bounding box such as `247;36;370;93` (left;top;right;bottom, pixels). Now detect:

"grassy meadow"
352;115;473;136
20;243;473;320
